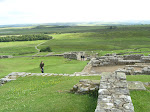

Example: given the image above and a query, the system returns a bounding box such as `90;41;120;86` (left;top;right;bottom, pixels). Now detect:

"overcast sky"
0;0;150;25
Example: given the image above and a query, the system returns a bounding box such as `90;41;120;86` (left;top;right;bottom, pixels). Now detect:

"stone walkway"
95;72;134;112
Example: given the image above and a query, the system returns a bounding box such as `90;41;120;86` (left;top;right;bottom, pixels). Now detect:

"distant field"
1;25;150;56
0;26;108;35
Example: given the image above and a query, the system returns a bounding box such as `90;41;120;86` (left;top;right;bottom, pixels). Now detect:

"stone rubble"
95;72;134;112
70;79;100;94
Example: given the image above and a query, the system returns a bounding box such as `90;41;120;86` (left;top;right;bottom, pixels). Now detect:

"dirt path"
33;37;53;56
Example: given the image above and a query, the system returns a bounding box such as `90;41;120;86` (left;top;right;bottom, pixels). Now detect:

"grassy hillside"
0;40;47;56
38;28;150;53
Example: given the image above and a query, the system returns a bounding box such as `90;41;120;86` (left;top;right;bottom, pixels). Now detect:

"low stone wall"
70;79;146;94
95;72;134;112
90;54;150;67
141;56;150;63
0;55;13;59
116;66;150;75
64;53;77;60
0;72;101;86
123;54;144;60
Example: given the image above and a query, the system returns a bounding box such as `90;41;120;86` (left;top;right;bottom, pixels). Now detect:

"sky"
0;0;150;25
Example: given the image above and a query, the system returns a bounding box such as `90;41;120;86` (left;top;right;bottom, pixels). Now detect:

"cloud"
0;0;150;25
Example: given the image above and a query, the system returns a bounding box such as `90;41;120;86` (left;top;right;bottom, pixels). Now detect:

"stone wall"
141;56;150;63
70;79;146;94
63;51;98;61
123;54;144;60
90;54;150;67
116;66;150;75
0;55;13;59
95;72;134;112
64;53;77;60
0;72;101;86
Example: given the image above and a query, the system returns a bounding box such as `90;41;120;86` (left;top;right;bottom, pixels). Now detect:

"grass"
0;56;87;78
0;40;47;56
0;76;100;112
127;75;150;112
38;29;150;54
0;26;107;35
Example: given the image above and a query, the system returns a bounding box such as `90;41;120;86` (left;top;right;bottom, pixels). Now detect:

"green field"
0;57;87;78
0;40;47;56
37;25;150;55
0;76;99;112
1;25;150;56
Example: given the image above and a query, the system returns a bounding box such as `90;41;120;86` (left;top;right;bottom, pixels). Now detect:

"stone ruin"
70;79;100;94
116;66;150;75
63;51;98;61
70;77;146;95
95;72;134;112
90;54;150;67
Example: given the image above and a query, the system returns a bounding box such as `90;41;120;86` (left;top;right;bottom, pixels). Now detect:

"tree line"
0;34;52;42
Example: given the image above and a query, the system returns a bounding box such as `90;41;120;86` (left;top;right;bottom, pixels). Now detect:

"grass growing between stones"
0;76;100;112
0;56;87;78
127;75;150;112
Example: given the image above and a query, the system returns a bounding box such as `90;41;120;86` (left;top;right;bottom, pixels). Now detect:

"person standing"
40;61;44;73
81;55;83;61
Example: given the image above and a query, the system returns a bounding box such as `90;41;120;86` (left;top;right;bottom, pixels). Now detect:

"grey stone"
143;82;150;86
114;99;124;107
78;87;89;93
111;108;123;112
123;103;134;110
127;81;146;90
98;89;111;95
100;103;114;109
